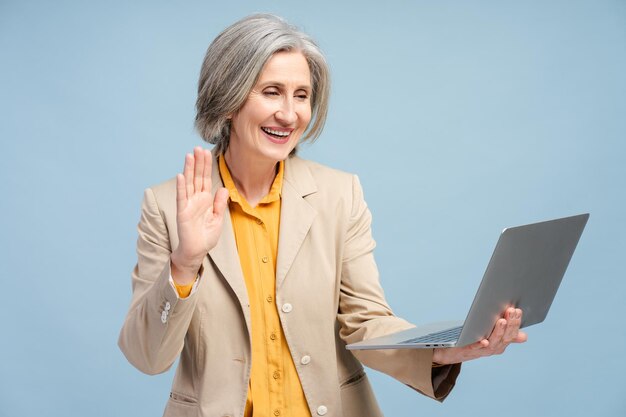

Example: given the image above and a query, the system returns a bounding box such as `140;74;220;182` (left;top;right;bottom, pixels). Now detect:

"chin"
258;141;298;162
262;148;294;163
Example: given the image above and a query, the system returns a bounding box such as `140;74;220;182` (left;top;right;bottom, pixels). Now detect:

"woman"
119;14;526;417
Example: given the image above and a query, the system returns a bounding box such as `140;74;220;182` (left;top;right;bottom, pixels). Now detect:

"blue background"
1;1;624;416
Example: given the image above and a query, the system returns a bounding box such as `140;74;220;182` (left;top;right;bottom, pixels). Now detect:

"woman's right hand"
170;147;229;285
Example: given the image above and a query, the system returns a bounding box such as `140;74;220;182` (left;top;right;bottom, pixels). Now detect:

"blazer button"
316;405;328;416
160;311;168;324
300;355;311;365
164;301;171;311
281;303;293;313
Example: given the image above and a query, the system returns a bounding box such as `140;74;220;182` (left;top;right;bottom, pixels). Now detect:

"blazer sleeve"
336;175;461;401
118;187;200;375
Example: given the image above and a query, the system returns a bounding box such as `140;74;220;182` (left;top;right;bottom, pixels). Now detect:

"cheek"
236;99;269;128
240;111;263;136
300;107;312;127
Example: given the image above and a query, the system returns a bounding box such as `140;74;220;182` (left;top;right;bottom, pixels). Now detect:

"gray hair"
195;14;331;154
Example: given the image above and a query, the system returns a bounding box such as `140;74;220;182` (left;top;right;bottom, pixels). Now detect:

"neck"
223;146;279;207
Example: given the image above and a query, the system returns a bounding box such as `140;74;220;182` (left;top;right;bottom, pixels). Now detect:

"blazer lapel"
205;153;317;302
207;151;250;311
276;156;318;289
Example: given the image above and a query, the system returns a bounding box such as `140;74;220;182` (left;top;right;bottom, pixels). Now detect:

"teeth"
262;127;290;137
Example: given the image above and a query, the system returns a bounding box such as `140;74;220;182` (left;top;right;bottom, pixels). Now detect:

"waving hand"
170;147;229;284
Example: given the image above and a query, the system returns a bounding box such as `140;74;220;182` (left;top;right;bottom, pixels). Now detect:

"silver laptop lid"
455;213;589;346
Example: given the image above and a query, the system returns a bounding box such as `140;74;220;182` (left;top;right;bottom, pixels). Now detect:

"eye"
295;90;310;101
263;88;280;96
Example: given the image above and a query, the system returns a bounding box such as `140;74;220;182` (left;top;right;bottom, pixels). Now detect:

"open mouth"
261;127;292;142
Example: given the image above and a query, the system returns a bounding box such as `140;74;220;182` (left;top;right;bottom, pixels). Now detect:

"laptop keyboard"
399;326;463;345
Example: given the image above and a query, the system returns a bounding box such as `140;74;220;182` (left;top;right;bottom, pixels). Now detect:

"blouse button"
317;405;328;416
300;355;311;365
281;303;293;313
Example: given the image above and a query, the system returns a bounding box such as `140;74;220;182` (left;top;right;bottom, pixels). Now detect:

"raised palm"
171;147;229;284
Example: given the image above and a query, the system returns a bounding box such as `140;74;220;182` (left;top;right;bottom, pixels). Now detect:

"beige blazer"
119;153;460;417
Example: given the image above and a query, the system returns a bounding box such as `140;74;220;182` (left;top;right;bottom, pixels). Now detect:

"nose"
275;97;297;125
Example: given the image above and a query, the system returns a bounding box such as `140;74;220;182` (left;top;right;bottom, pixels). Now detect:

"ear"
226;107;240;121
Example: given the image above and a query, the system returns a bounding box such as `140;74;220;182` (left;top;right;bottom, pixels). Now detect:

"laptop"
346;213;589;350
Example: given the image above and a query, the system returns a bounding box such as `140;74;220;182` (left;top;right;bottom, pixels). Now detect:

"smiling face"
227;50;312;165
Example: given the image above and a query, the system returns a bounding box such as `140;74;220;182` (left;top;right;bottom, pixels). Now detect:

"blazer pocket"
169;391;198;404
339;372;383;417
164;391;199;417
339;369;366;389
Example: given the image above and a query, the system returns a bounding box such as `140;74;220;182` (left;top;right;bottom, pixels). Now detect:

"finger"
489;318;507;344
500;308;516;339
184;153;194;198
202;149;213;193
502;308;522;343
213;187;229;218
176;173;186;212
193;147;204;193
514;331;528;343
440;339;491;364
468;339;489;350
506;307;517;321
468;339;490;360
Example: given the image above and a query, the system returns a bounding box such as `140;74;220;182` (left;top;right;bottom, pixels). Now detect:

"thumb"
514;331;528;343
212;187;229;219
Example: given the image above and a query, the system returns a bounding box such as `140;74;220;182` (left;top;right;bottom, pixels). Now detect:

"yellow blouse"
218;156;310;417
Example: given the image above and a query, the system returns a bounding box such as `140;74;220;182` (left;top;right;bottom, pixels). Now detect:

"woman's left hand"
432;308;528;365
